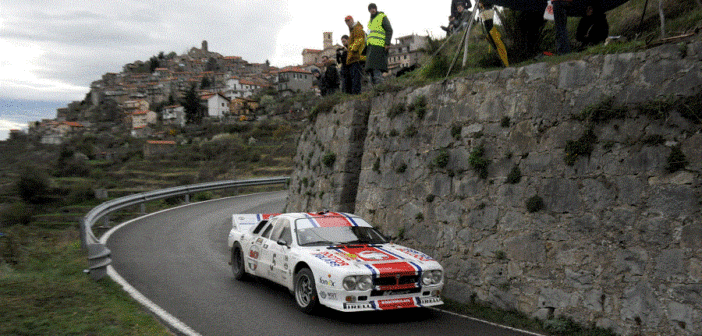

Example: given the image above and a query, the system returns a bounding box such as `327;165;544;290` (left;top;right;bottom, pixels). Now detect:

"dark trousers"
349;62;362;94
554;1;571;55
340;66;352;94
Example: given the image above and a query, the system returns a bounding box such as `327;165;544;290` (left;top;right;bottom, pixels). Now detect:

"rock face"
286;41;702;335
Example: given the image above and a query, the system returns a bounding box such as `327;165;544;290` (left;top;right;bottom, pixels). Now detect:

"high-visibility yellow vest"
367;13;387;47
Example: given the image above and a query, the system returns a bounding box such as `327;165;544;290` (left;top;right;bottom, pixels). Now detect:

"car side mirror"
277;239;289;247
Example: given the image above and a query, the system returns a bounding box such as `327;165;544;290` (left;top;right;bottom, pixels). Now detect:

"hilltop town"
23;33;428;147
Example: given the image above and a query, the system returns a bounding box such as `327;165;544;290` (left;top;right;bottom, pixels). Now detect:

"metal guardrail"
80;177;290;280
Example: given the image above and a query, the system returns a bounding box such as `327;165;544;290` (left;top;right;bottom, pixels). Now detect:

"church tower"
323;32;332;49
202;40;208;52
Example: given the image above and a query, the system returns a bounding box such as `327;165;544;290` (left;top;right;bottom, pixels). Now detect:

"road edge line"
429;307;546;336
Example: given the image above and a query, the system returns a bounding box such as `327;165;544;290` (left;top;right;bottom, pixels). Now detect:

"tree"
183;85;205;124
16;168;50;204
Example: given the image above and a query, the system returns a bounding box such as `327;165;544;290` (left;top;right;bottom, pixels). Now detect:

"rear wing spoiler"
231;213;280;232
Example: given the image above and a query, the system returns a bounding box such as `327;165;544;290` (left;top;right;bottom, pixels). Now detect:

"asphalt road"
106;191;537;336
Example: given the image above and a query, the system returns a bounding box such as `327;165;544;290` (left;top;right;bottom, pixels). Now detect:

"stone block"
682;223;702;249
505;232;545;263
621;282;662;328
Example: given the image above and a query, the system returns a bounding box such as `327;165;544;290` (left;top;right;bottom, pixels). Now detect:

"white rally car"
227;211;444;313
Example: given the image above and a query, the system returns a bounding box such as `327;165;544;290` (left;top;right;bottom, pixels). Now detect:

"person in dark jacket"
576;5;609;47
336;35;352;94
321;56;339;96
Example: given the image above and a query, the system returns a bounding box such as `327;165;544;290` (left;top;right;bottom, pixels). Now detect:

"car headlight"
431;270;443;284
422;270;443;285
343;276;358;291
357;275;373;291
343;275;373;291
421;272;433;285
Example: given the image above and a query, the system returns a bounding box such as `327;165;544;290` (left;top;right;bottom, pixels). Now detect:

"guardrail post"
185;194;190;203
140;203;146;215
86;243;112;281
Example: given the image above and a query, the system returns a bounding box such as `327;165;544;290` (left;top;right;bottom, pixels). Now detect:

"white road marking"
429;307;546;336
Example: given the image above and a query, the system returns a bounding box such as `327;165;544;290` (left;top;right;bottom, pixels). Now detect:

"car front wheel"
294;268;319;314
231;244;246;280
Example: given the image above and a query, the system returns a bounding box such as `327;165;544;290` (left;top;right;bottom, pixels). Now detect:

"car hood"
308;243;439;273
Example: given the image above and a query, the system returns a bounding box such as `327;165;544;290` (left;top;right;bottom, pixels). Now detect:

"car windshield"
295;225;388;247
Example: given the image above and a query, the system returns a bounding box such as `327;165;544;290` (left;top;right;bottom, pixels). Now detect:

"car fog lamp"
345;296;356;303
421;272;433;286
432;270;443;284
357;275;373;291
343;276;358;291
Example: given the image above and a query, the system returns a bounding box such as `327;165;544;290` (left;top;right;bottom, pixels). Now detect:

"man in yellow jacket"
345;15;366;94
365;3;393;85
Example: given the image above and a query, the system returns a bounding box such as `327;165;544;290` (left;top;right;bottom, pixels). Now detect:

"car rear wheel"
294;268;319;314
231;244;246;280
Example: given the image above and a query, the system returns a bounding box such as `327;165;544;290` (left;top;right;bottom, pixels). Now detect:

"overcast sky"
0;1;451;140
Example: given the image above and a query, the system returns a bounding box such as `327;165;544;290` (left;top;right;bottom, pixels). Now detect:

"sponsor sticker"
312;251;350;267
395;247;435;261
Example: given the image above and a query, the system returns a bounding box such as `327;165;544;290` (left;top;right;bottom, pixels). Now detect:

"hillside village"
24;33;428;147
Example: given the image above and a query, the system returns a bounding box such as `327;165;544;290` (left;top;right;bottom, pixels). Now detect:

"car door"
248;220;274;277
259;218;292;285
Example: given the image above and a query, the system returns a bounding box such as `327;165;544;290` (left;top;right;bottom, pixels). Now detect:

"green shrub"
321;152;336;168
574;98;627;123
451;125;462;140
388;103;406;118
526;195;544;213
404;125;418;137
666;145;688;173
500;116;511;128
564;129;597;165
16;169;51;204
642;134;665;146
505;165;522;184
408;96;428;119
433;149;450;169
396;163;408;173
469;145;490;179
0;203;34;226
193;191;214;202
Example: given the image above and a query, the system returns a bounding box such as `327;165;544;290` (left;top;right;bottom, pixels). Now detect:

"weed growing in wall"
666;145;688;173
505;165;522;184
408;95;428;119
574;97;628;123
451;125;462;140
526;195;544;213
469;145;490;179
433;149;450;169
500;116;511;128
387;103;406;118
404;125;418;137
321;152;336;168
564;129;598;166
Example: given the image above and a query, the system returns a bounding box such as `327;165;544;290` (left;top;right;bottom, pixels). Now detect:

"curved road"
106;191;537;336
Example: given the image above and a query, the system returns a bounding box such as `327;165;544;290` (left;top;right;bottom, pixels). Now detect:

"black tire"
231;244;246;280
294;268;319;314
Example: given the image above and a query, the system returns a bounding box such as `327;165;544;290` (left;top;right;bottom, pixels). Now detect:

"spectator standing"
345;15;366;94
552;0;573;54
336;35;352;94
576;5;609;47
311;68;323;96
451;0;472;18
365;3;393;85
321;55;339;96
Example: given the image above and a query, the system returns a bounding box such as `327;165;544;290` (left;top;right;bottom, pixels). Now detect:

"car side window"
252;220;268;234
270;219;291;242
261;221;275;239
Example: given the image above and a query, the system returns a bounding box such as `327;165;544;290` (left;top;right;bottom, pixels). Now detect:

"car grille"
371;274;420;296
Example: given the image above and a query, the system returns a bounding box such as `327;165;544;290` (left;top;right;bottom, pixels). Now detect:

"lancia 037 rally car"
227;211;444;313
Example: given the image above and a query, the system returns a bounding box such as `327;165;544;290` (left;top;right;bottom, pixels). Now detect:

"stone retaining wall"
286;40;702;335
